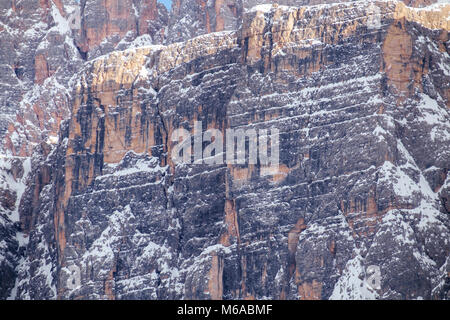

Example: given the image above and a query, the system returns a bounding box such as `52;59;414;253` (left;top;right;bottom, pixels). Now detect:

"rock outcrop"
0;0;449;300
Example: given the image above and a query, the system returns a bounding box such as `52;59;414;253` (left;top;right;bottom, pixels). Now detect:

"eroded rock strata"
0;0;449;300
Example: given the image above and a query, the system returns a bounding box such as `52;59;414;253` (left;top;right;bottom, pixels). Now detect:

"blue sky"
159;0;172;10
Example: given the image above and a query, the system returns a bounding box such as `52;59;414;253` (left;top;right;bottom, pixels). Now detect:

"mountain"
0;0;449;300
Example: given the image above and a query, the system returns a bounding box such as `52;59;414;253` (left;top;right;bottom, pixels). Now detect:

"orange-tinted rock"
5;1;450;301
76;0;167;59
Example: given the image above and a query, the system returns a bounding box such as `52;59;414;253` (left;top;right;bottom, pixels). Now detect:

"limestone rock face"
1;0;449;300
167;0;242;43
0;0;168;160
0;0;166;299
0;0;80;155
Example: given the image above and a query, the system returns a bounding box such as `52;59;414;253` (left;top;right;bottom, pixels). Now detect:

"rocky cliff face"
166;0;442;43
75;0;168;60
1;0;449;300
